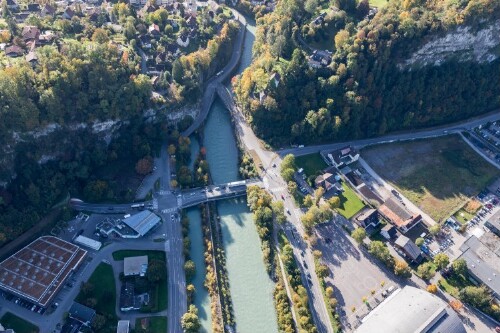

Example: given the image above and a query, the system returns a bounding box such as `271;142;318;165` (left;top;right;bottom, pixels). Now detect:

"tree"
394;259;411;277
314;187;325;205
80;281;94;296
452;258;468;277
91;28;109;44
135;156;153;175
449;299;464;311
91;314;106;331
147;259;167;283
317;264;329;279
280;154;296;173
459;286;492;309
351;228;366;244
415;237;425;247
281;168;295;182
368;241;394;267
304;0;319;14
328;196;340;209
417;262;435;280
184;260;196;282
288;181;298;196
429;224;441;236
433;253;450;271
181;304;201;333
303;195;314;208
427;284;438;294
168;144;176;155
186;284;195;304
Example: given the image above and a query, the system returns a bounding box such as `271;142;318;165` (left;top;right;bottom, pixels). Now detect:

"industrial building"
73;235;102;251
124;256;148;277
0;236;87;307
121;210;161;238
355;286;466;333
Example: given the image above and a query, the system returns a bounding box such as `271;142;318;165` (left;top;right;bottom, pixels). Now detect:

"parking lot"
314;220;399;331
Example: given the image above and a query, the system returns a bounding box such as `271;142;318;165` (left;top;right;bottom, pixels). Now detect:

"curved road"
181;13;247;137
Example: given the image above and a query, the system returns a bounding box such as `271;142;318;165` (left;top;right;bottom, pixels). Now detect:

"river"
202;19;280;333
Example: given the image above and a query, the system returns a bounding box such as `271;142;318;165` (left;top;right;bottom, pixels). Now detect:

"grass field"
336;182;365;219
438;273;473;297
362;135;500;222
135;316;168;333
76;263;117;319
0;312;39;333
370;0;388;7
112;250;166;262
295;153;327;176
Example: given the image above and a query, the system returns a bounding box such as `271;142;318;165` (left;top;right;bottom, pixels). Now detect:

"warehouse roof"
356;286;465;333
122;210;161;236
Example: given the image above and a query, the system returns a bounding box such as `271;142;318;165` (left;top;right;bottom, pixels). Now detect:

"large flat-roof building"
121;210;161;238
124;256;148;277
0;236;87;307
485;209;500;237
458;235;500;301
356;286;466;333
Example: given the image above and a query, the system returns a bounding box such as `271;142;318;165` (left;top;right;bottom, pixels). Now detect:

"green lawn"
362;135;500;222
295;153;327;177
453;208;475;225
336;182;365;219
438;273;473;297
112;250;166;262
76;263;117;319
135;316;168;333
370;0;388;7
0;313;39;333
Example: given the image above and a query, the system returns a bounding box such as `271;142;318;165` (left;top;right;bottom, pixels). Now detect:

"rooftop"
0;236;86;307
69;301;96;324
356;286;466;333
395;235;422;261
117;320;130;333
122;210;161;236
458;235;500;296
379;198;420;229
123;256;148;276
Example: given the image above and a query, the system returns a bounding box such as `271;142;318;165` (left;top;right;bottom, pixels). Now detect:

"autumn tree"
135;156;153;175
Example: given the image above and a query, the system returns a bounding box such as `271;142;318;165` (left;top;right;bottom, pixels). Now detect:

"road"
181;13;247;137
280;110;500;157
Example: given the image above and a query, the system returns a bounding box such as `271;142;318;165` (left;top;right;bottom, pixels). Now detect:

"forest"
233;0;500;145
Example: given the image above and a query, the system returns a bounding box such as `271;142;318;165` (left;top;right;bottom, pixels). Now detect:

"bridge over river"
70;179;262;214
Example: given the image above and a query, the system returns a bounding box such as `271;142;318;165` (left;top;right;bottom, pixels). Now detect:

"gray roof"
123;255;148;276
395;235;422;261
69;302;96;324
458;235;500;296
356;286;466;333
486;209;500;230
117;320;130;333
122;210;161;236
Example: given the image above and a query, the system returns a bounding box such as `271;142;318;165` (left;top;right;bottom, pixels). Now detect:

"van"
298;145;304;148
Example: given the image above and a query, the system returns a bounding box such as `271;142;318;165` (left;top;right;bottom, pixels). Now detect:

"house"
185;14;197;28
314;172;342;198
4;45;23;57
62;7;75;19
39;30;56;45
129;0;147;6
380;224;397;240
138;3;157;17
120;282;141;311
27;3;40;12
269;72;281;89
6;0;19;11
308;50;331;68
124;255;148;277
326;146;359;168
148;23;161;38
184;0;196;16
26;51;37;65
0;324;15;333
176;33;189;47
352;208;380;235
378;198;422;233
138;34;151;49
484;209;500;237
69;302;96;326
166;43;179;56
21;26;40;43
458;235;500;302
40;4;56;17
394;235;423;263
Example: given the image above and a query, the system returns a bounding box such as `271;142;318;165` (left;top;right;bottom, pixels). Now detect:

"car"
303;262;308;269
272;163;276;168
281;194;285;200
300;251;305;257
325;237;332;244
286;208;290;215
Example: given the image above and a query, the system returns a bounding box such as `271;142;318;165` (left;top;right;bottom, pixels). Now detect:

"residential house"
326;146;359;168
129;0;147;6
39;30;57;45
176;33;189;47
26;51;37;65
184;0;196;16
27;3;40;12
40;4;56;17
378;197;422;233
185;15;197;28
14;12;29;22
69;302;96;326
148;23;161;38
62;7;75;20
166;43;179;56
6;0;19;11
120;282;141;311
458;235;500;302
138;34;152;49
0;323;15;333
138;3;157;18
21;26;40;43
380;224;397;240
308;50;331;68
394;235;423;263
352;208;380;234
117;320;130;333
269;72;281;89
314;172;342;198
4;45;23;57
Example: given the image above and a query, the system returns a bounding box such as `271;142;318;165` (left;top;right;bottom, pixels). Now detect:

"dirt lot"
362;135;500;222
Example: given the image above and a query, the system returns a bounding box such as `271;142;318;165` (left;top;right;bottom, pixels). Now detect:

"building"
74;235;102;251
122;210;161;237
117;320;130;333
124;256;148;277
394;235;423;263
484;209;500;237
457;235;500;301
356;286;466;333
380;224;397;240
352;208;380;234
326;146;359;168
378;197;422;233
69;302;96;326
0;323;15;333
0;236;87;308
120;282;140;311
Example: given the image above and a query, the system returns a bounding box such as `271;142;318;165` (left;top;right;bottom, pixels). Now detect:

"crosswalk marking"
152;199;158;210
158;190;169;195
161;208;177;214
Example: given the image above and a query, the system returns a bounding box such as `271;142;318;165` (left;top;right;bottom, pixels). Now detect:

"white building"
74;235;102;251
124;256;148;277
